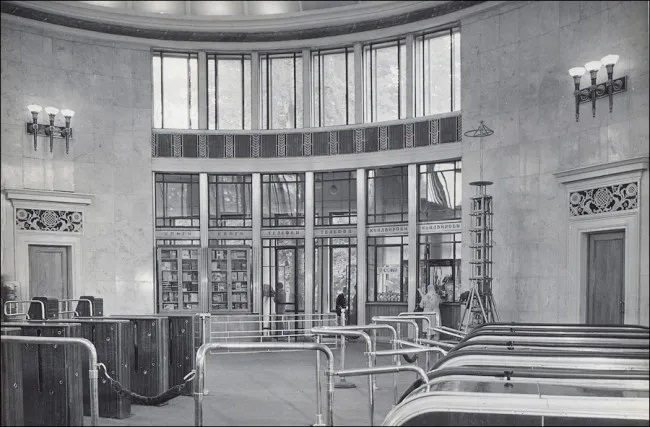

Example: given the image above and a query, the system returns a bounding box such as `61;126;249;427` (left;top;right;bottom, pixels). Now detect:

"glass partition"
207;54;251;130
314;170;357;225
367;166;409;224
152;51;199;129
312;47;355;127
208;174;252;227
367;236;408;302
155;173;200;227
261;52;303;129
262;173;305;226
418;161;462;221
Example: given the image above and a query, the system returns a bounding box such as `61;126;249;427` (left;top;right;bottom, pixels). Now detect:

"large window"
261;52;303;129
414;28;461;116
155;174;200;227
152;52;198;129
418;161;462;221
367;166;409;224
363;39;407;123
368;236;408;302
312;47;355;127
208;175;252;227
262;174;305;227
314;170;357;226
207;54;251;130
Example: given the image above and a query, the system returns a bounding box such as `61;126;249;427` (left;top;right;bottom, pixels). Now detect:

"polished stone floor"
85;342;424;426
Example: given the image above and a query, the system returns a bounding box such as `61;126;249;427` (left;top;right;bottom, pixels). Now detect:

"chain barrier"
97;363;196;406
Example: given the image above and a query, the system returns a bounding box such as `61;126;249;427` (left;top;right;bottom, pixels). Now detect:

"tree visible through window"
207;54;251;130
312;47;355;127
261;53;303;129
152;52;198;129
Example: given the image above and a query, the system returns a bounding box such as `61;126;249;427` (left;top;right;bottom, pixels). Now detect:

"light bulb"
60;109;75;118
568;67;586;77
584;61;602;72
601;54;619;66
44;106;59;116
27;104;43;113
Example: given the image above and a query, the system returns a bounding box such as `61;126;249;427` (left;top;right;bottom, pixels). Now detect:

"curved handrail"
3;300;45;320
0;335;99;426
194;342;334;426
58;298;94;317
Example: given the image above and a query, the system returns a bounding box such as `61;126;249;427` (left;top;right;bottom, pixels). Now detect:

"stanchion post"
372;329;378;390
314;335;324;426
334;308;356;388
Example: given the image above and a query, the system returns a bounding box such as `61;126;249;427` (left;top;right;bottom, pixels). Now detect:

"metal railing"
209;313;338;352
194;342;335;426
0;335;100;426
3;299;45;320
58;298;94;318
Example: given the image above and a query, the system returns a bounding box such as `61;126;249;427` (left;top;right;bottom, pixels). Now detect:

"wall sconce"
25;105;74;154
568;54;627;122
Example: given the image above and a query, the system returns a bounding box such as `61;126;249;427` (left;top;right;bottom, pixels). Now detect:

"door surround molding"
555;157;647;324
4;189;92;301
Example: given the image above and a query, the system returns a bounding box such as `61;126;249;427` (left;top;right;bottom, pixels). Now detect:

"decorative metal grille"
225;135;235;158
569;182;638;216
355;129;365;153
429;119;439;145
198;134;207;158
328;131;339;155
404;123;414;148
172;134;182;157
16;209;83;233
251;134;261;158
379;126;389;150
303;133;312;156
277;134;287;157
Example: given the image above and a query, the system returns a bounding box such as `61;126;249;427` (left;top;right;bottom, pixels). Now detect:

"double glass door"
315;238;358;325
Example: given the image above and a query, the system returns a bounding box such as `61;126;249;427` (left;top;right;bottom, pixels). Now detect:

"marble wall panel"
461;0;649;324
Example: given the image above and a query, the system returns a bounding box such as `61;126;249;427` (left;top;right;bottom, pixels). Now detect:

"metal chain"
97;363;196;406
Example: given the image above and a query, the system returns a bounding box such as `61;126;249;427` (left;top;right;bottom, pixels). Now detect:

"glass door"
329;245;357;325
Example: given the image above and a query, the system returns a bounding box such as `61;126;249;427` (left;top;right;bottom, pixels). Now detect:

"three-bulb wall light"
568;54;627;122
26;105;75;154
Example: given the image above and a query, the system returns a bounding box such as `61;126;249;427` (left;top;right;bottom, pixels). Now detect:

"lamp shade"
61;109;75;118
27;104;43;113
44;106;59;116
601;54;619;66
568;67;586;77
584;61;602;72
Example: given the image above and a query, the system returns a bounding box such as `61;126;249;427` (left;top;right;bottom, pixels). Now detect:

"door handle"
619;300;625;314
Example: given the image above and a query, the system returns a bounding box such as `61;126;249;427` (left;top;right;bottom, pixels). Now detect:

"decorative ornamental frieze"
379;126;389;150
172;134;182;157
355;129;365;153
277;134;286;157
303;133;312;156
198;134;207;158
151;114;461;159
430;119;439;145
569;182;638;216
225;135;234;158
251;134;261;158
16;209;83;232
404;123;414;148
328;131;339;155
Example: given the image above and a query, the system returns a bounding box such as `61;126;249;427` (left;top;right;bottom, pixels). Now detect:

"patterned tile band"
16;209;83;232
569;182;638;216
152;115;461;159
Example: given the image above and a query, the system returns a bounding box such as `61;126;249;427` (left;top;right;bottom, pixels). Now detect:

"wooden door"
587;231;625;324
28;245;70;300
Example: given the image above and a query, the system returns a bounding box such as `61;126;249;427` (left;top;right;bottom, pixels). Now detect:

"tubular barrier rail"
3;299;45;320
209;313;338;352
0;335;100;426
58;298;94;318
193;342;335;427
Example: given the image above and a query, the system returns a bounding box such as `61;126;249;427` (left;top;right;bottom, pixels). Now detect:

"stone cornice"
3;189;94;206
554;157;649;184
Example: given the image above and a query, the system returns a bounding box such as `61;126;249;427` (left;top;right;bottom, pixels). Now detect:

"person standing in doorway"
336;286;348;326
